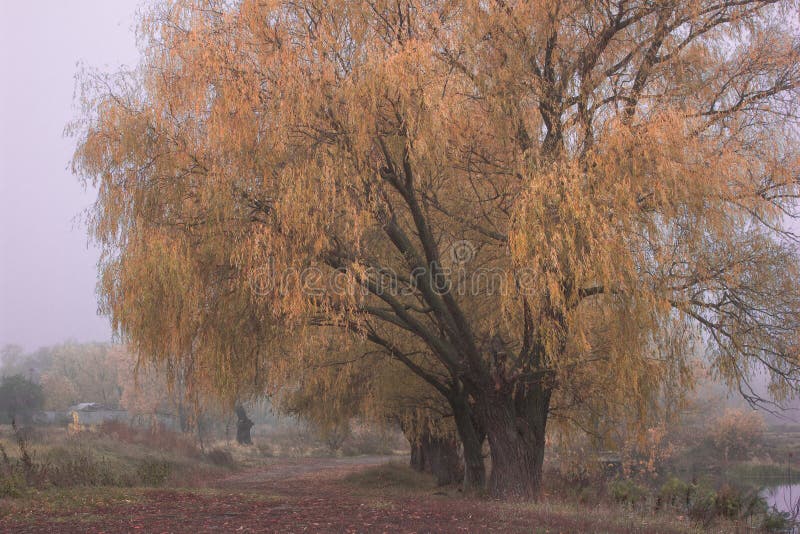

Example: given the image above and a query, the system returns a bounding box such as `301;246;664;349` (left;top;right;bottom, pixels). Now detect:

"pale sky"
0;0;142;350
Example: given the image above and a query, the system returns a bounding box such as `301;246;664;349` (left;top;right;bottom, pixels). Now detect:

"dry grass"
343;462;784;534
343;461;438;494
0;423;233;499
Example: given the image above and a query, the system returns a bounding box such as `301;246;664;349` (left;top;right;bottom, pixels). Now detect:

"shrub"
687;483;717;527
256;442;274;457
577;485;602;505
0;470;25;498
14;425;42;444
0;426;50;494
0;442;25;498
97;420;201;459
206;448;235;468
761;508;792;533
42;446;138;487
714;483;743;518
609;479;646;505
343;462;435;491
135;457;171;486
659;476;690;509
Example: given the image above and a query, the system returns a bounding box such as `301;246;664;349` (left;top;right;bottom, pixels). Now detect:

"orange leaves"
71;1;800;453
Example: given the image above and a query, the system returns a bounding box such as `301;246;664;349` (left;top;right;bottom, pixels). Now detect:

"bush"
761;508;792;533
609;479;646;505
714;483;743;518
206;448;235;468
687;483;717;526
135;457;172;486
256;442;274;457
659;476;690;509
43;446;137;487
97;420;202;459
0;470;25;498
0;432;46;495
343;462;435;491
577;485;602;505
0;442;26;498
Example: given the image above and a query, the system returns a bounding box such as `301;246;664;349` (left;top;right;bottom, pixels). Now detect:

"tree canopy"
73;0;800;498
0;374;44;424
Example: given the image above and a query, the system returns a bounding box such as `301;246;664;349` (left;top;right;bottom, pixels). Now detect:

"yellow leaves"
69;0;800;449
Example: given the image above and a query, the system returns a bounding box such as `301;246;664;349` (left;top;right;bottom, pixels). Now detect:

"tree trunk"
235;405;254;445
196;415;206;453
177;401;189;433
481;386;551;499
420;433;462;486
406;428;462;485
450;394;486;491
409;439;425;471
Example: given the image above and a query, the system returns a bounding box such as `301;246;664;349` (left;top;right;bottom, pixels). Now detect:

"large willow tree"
73;0;800;498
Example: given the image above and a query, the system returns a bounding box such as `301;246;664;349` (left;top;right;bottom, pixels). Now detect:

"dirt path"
0;456;682;533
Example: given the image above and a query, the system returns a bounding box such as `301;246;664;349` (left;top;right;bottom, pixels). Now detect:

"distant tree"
0;374;44;423
48;342;122;409
0;345;53;382
0;344;24;371
3;343;123;409
710;409;766;463
40;372;80;410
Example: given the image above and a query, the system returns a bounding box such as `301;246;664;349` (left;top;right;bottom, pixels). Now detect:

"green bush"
609;479;646;505
761;507;792;533
659;476;690;508
687;483;717;526
714;484;743;518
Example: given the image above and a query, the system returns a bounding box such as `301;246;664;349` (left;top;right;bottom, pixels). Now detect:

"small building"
67;402;128;426
32;410;68;425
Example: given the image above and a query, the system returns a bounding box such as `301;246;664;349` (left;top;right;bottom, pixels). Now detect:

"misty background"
0;0;141;350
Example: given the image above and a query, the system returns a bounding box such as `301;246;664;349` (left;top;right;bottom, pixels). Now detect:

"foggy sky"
0;1;141;350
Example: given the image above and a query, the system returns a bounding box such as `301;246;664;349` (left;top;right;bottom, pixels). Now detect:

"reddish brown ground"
0;457;683;533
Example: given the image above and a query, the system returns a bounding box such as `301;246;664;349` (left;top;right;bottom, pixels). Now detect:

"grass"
0;486;149;519
343;462;794;533
505;499;748;534
0;484;287;519
343;461;438;494
2;423;796;532
0;424;234;499
345;462;701;532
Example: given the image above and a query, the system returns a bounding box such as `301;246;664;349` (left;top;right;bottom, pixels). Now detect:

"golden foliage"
71;0;800;493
